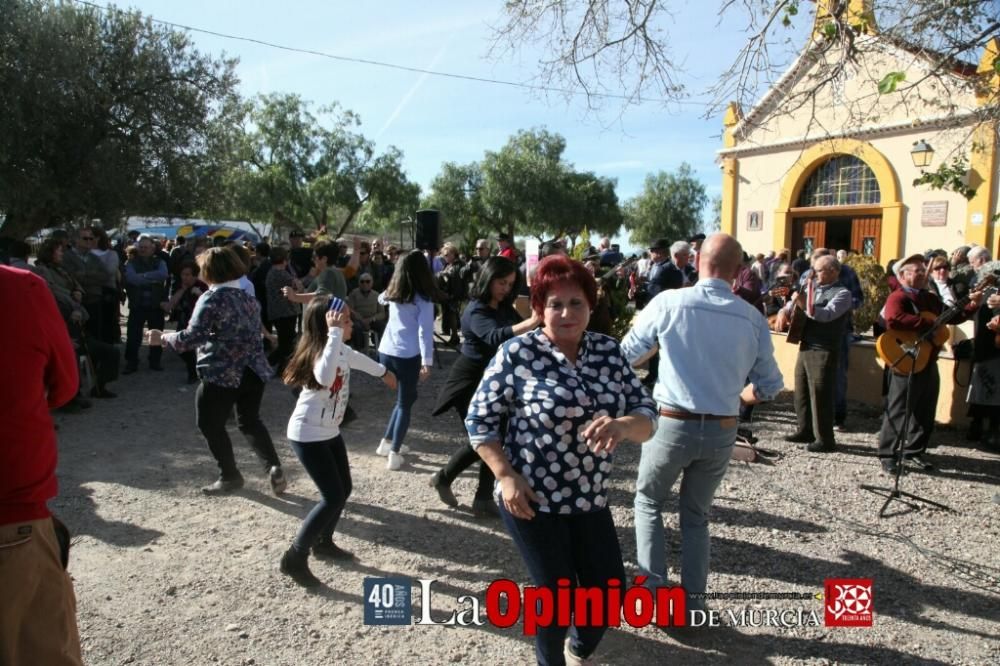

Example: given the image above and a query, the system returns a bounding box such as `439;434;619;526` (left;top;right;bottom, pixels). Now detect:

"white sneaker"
563;637;593;665
376;440;410;455
387;451;404;471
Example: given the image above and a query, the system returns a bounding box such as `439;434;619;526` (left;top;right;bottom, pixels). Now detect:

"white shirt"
286;328;386;442
636;258;651;279
622;278;784;415
932;278;956;307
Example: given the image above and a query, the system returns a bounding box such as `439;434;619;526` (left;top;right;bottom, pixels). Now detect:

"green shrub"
844;254;890;335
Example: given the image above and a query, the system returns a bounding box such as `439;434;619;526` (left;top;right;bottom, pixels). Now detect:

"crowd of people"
2;222;997;665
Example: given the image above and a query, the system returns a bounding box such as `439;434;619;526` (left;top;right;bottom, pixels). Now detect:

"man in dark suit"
650;240;698;294
643;239;670;305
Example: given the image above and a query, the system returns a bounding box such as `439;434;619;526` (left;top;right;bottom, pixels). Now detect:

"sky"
102;0;812;252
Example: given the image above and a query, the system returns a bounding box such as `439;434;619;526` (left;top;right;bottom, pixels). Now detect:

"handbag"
952;338;973;388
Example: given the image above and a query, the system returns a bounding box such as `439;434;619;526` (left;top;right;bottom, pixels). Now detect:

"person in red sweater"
0;265;84;665
876;254;981;474
497;232;517;261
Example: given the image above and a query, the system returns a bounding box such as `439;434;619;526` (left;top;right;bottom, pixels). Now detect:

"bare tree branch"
487;0;1000;134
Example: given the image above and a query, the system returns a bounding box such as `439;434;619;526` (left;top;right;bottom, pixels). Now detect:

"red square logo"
824;578;874;627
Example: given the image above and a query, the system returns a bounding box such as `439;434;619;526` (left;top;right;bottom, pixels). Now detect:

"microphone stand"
860;320;953;518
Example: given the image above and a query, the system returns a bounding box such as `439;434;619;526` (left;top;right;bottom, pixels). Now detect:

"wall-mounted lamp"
910;140;934;168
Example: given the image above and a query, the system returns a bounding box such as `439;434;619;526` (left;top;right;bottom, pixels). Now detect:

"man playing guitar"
877;254;983;474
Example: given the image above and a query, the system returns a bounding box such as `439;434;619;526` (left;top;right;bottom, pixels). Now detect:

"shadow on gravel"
422;507;508;528
614;624;952;665
712;539;999;638
56;482;164;547
830;442;1000;484
338;501;513;570
237;488;311;516
918;450;1000;484
748;634;953;666
705;504;829;534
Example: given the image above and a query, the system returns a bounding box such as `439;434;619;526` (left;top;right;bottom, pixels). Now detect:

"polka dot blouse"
466;329;657;515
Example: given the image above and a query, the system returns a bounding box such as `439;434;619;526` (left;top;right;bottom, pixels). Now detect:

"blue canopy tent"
128;224;261;243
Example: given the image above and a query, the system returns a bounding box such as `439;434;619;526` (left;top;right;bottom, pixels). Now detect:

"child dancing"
280;297;396;587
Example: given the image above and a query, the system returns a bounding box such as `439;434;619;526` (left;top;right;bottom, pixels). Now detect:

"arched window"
798;156;881;207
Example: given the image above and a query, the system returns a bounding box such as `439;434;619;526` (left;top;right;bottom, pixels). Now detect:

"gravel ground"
53;343;1000;665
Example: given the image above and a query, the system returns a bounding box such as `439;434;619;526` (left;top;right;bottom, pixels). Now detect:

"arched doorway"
773;138;903;264
791;155;883;257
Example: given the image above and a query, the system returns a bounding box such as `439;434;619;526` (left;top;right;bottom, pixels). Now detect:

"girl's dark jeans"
289;435;352;551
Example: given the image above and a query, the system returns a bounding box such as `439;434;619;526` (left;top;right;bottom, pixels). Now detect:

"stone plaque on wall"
921;201;948;227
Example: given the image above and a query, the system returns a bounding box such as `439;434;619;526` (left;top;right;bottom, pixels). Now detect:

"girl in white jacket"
279;297;397;587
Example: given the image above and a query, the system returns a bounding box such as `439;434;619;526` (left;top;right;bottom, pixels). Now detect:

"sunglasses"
80;236;95;241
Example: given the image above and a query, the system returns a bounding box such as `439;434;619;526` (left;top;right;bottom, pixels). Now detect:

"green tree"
478;129;567;239
559;169;623;242
708;195;722;232
623;163;708;247
424;129;622;248
422;162;490;250
220;94;419;238
0;0;240;238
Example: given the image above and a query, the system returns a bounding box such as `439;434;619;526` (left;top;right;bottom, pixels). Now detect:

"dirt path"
53;344;1000;665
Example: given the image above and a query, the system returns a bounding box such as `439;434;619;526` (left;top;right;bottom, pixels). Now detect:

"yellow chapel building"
718;0;999;264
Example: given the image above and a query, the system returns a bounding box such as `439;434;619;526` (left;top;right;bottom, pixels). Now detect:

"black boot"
429;470;458;508
967;418;983;442
983;426;1000;452
280;547;321;587
472;498;500;518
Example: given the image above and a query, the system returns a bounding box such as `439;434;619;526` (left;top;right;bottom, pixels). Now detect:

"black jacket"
651;261;697;293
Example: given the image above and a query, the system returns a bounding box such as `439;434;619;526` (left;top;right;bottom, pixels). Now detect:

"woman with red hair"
465;255;656;665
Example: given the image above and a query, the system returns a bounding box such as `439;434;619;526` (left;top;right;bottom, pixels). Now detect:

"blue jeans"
378;353;421;453
634;416;735;611
289;435;352;552
499;503;625;666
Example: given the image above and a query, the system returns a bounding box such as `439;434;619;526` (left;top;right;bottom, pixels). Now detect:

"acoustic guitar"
876;273;998;375
785;304;807;344
781;276;811;344
875;312;950;375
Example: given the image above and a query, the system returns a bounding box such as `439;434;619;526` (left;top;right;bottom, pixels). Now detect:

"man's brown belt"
658;408;734;421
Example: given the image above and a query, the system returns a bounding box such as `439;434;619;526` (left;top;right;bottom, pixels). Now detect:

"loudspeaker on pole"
414;209;441;251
